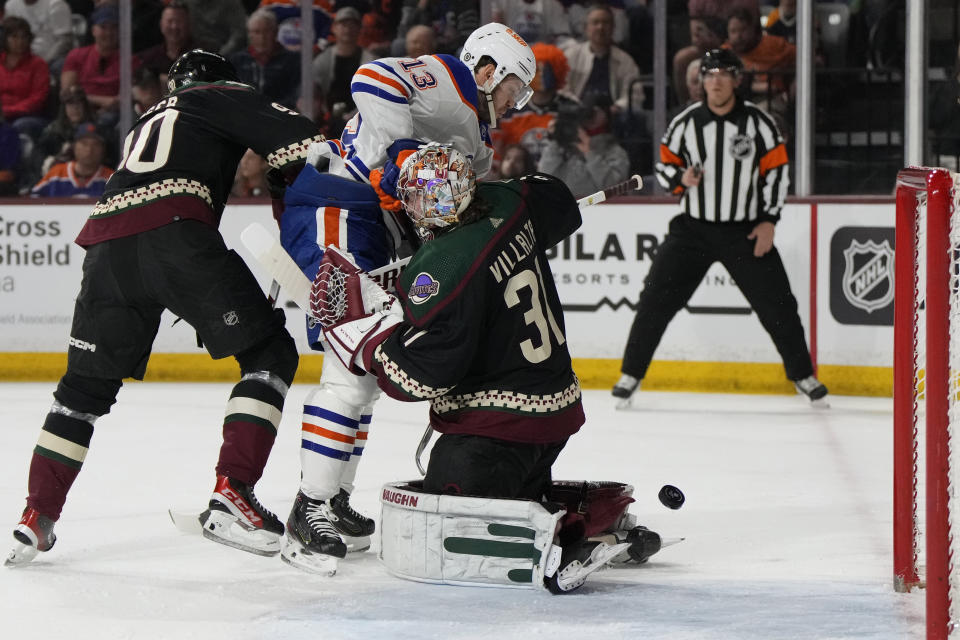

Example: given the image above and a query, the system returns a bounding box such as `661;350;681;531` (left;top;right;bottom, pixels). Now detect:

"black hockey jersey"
373;174;584;444
76;81;323;247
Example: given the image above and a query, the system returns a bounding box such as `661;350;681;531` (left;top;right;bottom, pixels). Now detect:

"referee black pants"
621;214;814;381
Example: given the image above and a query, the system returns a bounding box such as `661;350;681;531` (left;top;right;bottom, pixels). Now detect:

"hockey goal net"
893;167;960;639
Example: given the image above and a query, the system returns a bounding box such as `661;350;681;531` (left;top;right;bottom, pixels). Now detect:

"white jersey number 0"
117;109;180;173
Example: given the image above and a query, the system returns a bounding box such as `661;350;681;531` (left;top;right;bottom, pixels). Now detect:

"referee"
612;49;827;406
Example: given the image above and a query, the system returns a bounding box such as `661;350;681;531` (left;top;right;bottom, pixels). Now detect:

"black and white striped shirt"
655;99;789;224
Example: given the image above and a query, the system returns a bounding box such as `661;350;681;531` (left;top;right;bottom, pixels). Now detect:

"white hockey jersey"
316;54;494;181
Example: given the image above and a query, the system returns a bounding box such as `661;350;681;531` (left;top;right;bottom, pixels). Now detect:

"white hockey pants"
299;352;381;500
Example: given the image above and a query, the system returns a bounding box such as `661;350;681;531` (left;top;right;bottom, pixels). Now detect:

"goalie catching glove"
310;245;403;374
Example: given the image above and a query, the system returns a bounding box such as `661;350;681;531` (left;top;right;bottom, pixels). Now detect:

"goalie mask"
397;144;476;243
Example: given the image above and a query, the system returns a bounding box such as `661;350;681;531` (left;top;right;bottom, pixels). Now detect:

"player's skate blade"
168;509;203;535
344;535;370;553
6;508;56;567
200;509;281;557
547;541;630;594
614;397;633;410
281;537;338;576
5;540;38;566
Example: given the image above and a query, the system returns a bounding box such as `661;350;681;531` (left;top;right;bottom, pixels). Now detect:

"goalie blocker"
379;480;663;592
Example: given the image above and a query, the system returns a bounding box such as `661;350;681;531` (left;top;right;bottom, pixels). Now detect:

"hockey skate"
6;507;56;567
328;489;374;552
545;540;631;594
591;525;663;564
281;491;347;576
200;475;284;557
611;374;640;410
794;375;829;407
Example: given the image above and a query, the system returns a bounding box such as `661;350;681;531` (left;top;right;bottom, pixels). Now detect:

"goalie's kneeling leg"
550;480;663;564
379;481;566;590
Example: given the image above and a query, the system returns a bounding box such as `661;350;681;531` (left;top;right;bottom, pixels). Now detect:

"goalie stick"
576;174;643;207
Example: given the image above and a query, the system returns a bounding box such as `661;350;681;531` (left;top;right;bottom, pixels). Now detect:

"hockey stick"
267;279;281;307
241;223;312;313
240;223;411;317
415;423;434;476
576;174;643;207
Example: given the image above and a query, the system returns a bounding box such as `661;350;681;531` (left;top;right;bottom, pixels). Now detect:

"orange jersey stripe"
432;55;478;116
355;68;410;99
302;422;356;444
355;430;368;440
759;143;788;176
323;206;341;248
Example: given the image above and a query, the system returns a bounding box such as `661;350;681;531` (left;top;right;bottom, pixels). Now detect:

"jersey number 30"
504;258;565;364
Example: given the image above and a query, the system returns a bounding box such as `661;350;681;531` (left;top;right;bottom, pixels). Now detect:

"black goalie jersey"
76;80;323;247
372;174;585;444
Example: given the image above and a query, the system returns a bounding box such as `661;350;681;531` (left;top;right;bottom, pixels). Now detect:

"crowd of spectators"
0;0;955;198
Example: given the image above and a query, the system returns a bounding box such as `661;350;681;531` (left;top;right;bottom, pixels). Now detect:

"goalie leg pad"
379;481;565;589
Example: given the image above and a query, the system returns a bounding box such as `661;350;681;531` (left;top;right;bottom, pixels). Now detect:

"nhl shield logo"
729;133;753;160
841;240;894;313
222;310;239;326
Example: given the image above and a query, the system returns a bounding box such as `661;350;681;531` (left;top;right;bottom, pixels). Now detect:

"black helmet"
700;49;743;76
167;49;239;92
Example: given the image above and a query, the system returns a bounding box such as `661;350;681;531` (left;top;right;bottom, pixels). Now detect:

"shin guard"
217;372;286;484
27;404;98;520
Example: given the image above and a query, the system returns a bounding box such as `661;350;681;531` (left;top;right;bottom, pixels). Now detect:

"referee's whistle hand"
748;221;775;257
681;166;702;187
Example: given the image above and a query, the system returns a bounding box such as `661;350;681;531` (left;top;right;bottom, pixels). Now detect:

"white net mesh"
913;187;926;586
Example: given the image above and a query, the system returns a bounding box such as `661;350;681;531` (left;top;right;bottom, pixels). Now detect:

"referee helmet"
700;49;743;77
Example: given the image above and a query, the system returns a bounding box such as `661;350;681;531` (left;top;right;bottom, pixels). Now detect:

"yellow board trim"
0;353;324;384
0;353;892;397
571;359;891;397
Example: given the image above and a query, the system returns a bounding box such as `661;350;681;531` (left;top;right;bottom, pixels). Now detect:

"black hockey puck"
658;484;685;510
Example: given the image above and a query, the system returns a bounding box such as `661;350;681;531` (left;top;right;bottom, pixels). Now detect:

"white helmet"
397;143;477;243
460;23;536;124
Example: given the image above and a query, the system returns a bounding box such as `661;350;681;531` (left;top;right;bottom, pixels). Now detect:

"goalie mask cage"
893;167;960;639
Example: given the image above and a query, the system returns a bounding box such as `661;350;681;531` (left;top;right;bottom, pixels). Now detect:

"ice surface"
0;383;923;639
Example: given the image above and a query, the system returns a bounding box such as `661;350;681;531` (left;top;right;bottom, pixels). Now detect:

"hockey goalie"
309;143;671;592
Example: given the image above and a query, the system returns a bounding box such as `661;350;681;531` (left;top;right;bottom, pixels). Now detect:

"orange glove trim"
370;168;404;212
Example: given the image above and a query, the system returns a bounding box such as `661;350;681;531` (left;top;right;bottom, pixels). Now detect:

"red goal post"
893;167;960;639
